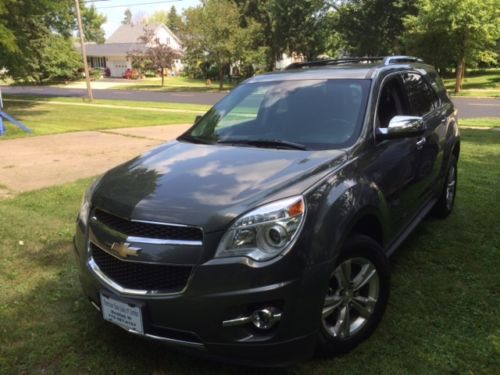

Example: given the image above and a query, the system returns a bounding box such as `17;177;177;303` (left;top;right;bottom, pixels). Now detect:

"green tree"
0;0;106;82
183;0;248;88
122;9;132;25
82;5;106;43
149;6;184;36
235;0;329;70
330;0;418;56
129;28;181;87
38;34;82;82
403;0;500;92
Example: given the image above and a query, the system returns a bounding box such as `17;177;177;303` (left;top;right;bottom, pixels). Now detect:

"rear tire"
432;155;458;218
316;234;390;357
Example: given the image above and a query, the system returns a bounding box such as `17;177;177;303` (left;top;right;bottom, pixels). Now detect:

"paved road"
1;86;227;106
2;86;499;118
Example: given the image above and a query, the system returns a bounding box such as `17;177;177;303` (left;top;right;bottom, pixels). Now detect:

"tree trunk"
461;60;465;85
161;67;164;87
454;57;465;93
219;65;224;90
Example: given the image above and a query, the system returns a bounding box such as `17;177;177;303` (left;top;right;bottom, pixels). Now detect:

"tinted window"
403;73;436;116
377;76;410;128
187;79;371;150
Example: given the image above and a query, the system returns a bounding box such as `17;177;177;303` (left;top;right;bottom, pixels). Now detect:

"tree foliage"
149;6;184;36
331;0;418;56
129;28;181;87
403;0;500;92
0;0;106;82
183;0;249;88
234;0;328;70
122;9;132;25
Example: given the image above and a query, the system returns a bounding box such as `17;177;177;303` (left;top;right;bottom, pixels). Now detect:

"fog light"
251;307;282;330
222;306;282;329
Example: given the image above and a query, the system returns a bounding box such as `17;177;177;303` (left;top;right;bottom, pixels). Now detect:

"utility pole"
75;0;93;102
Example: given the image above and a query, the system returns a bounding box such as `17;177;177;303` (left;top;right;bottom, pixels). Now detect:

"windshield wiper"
178;134;214;145
217;138;307;150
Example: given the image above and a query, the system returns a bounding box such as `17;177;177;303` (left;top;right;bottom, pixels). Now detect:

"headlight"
215;196;306;262
78;179;99;226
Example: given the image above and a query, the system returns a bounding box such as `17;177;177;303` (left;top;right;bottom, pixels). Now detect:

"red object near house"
123;69;140;80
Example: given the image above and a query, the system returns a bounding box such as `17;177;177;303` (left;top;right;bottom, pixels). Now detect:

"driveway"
0;124;190;198
2;86;499;118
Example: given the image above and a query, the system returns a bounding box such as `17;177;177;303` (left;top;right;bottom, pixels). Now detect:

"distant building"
275;52;305;70
85;22;183;78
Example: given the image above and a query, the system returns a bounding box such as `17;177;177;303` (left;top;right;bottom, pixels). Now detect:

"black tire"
316;234;390;357
432;155;458;218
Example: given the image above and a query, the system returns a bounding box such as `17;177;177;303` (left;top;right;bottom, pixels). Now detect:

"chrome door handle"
416;137;426;150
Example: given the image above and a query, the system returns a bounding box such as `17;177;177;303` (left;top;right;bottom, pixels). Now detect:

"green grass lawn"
443;69;500;98
0;96;209;139
460;118;500;128
0;126;499;374
109;76;236;92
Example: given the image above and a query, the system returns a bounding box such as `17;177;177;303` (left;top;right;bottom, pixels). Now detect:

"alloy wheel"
445;165;457;210
322;257;380;339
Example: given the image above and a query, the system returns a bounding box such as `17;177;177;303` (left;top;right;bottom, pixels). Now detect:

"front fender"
304;173;390;265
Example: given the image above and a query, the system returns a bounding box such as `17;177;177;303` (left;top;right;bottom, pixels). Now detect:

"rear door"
402;72;444;206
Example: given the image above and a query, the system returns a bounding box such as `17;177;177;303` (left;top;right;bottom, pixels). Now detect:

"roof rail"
284;55;425;70
285;56;384;70
383;56;423;65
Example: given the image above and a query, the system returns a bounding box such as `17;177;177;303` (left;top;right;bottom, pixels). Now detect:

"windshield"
181;79;371;150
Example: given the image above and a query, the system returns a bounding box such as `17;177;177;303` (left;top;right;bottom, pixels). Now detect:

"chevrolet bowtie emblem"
110;242;142;258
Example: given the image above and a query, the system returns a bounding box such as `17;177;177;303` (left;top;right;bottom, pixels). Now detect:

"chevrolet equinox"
74;56;460;366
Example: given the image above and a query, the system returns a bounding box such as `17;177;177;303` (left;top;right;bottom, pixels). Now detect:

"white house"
85;22;183;78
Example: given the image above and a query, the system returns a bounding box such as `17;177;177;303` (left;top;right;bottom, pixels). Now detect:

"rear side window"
403;73;437;116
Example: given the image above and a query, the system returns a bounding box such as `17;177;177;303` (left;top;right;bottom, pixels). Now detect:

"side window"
377;76;410;128
403;73;437;116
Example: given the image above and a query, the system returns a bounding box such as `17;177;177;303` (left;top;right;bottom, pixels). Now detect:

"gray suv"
74;56;459;366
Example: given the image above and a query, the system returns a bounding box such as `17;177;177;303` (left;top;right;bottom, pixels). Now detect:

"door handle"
416;137;426;150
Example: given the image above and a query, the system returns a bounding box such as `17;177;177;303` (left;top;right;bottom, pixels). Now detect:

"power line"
94;0;182;9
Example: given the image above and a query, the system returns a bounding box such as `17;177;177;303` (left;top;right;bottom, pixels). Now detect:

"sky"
91;0;201;38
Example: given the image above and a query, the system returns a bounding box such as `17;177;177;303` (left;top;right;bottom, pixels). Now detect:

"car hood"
92;141;346;232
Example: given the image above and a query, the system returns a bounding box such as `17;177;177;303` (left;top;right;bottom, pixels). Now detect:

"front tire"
316;234;390;357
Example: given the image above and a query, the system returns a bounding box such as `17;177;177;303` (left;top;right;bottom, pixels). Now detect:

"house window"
88;56;106;69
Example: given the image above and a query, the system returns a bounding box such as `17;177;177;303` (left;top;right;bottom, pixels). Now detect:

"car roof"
245;61;435;83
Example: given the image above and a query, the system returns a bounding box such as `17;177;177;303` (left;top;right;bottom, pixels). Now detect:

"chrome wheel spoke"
352;296;376;318
338;305;351;338
334;259;351;289
322;295;343;318
352;263;376;292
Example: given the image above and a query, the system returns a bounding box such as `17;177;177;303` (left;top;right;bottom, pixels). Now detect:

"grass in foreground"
0;96;209;139
109;76;236;92
0;126;499;374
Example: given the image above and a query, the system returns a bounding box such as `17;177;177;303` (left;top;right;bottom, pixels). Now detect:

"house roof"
85;43;147;57
106;22;155;44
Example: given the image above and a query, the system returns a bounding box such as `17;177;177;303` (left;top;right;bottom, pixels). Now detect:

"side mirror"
376;116;425;140
194;115;203;125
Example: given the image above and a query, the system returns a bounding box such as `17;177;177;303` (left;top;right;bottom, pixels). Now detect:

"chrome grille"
91;243;192;293
94;209;203;242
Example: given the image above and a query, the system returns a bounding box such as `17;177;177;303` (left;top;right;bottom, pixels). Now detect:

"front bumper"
73;222;330;366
